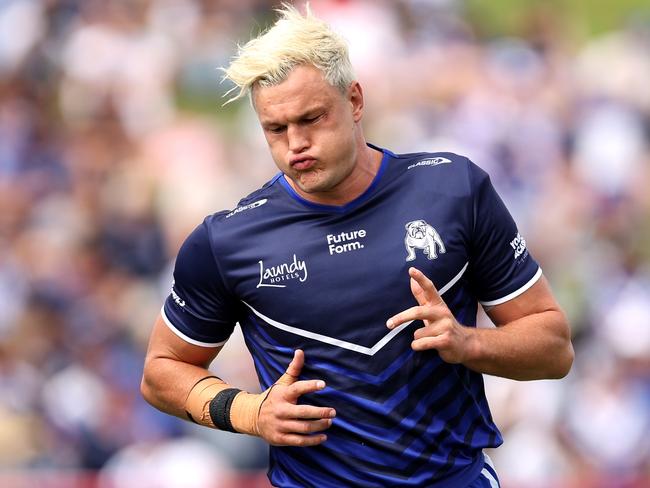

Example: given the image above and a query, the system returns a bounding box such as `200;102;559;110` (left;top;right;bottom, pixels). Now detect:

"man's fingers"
281;418;333;435
286;379;327;400
272;433;328;447
386;304;446;330
289;404;336;420
276;349;305;386
413;321;453;340
386;268;449;328
410;277;427;306
386;305;420;329
411;336;445;352
409;267;444;306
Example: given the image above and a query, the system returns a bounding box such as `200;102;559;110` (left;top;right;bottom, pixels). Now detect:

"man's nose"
287;124;309;153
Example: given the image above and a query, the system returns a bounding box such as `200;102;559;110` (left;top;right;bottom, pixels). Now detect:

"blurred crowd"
1;0;649;486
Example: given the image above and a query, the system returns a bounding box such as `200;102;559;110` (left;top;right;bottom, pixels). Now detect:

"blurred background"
1;0;649;487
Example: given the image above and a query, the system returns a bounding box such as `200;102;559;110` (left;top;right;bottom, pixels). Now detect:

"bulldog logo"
404;220;446;261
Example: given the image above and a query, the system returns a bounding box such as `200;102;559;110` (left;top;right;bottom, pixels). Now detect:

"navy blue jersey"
162;145;541;487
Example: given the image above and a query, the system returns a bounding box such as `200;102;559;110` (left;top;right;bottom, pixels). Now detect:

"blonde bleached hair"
222;3;355;105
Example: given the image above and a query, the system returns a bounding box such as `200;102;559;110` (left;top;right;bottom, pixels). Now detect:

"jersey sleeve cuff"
479;267;542;307
160;306;228;348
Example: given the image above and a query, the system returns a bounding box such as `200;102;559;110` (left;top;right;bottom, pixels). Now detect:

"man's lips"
289;156;316;171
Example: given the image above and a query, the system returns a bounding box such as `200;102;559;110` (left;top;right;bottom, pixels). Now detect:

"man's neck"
285;143;383;206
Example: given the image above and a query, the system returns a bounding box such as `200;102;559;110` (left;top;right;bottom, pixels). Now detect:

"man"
141;5;574;487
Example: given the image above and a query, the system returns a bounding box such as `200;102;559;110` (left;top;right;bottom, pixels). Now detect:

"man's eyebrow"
261;106;325;126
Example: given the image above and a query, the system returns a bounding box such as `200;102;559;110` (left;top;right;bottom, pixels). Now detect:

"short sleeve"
161;220;238;347
467;162;542;306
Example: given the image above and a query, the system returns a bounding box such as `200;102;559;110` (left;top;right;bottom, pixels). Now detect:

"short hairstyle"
222;3;355;105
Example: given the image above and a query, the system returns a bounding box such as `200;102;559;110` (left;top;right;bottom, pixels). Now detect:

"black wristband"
209;388;242;433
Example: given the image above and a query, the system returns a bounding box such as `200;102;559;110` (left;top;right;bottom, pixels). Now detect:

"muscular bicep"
145;314;223;369
484;275;564;327
479;275;573;379
141;314;226;417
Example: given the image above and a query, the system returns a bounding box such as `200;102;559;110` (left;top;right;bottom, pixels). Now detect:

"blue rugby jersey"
162;144;541;487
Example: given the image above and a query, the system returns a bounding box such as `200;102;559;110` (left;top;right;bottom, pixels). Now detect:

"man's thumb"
275;349;304;386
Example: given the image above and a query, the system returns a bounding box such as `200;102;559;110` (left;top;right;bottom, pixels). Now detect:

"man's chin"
293;173;329;194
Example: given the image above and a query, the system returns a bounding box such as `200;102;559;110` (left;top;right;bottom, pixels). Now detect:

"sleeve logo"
510;233;527;260
170;282;186;307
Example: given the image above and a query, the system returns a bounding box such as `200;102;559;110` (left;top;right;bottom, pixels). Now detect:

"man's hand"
255;349;336;446
386;267;476;363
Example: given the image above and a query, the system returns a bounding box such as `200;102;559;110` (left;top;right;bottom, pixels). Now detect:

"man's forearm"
141;356;216;419
463;310;574;380
141;355;263;433
141;346;335;446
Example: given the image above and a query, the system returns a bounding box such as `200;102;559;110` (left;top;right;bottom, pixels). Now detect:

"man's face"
253;65;363;201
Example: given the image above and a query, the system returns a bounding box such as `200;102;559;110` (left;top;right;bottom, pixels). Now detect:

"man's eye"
268;126;286;134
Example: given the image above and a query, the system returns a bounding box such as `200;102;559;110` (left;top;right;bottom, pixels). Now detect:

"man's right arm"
141;314;223;419
141;314;336;446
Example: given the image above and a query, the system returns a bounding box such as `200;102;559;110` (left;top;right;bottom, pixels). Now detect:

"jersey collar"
277;143;393;213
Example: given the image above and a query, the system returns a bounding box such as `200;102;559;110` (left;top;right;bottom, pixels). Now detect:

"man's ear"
349;81;364;123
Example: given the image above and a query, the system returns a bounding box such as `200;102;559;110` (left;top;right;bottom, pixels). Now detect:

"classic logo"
257;254;308;288
405;219;446;261
407;157;452;170
226;199;267;218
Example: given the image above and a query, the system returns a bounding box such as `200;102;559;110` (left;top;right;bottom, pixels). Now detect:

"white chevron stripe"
242;262;469;356
438;262;468;295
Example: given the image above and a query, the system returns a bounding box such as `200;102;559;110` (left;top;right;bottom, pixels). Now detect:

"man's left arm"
387;267;574;381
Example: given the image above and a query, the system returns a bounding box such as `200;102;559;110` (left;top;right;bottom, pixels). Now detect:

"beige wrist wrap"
184;377;265;435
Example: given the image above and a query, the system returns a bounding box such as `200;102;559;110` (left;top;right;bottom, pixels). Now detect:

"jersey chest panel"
221;182;472;352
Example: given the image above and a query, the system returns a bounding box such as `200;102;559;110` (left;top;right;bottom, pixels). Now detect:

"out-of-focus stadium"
0;0;649;487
